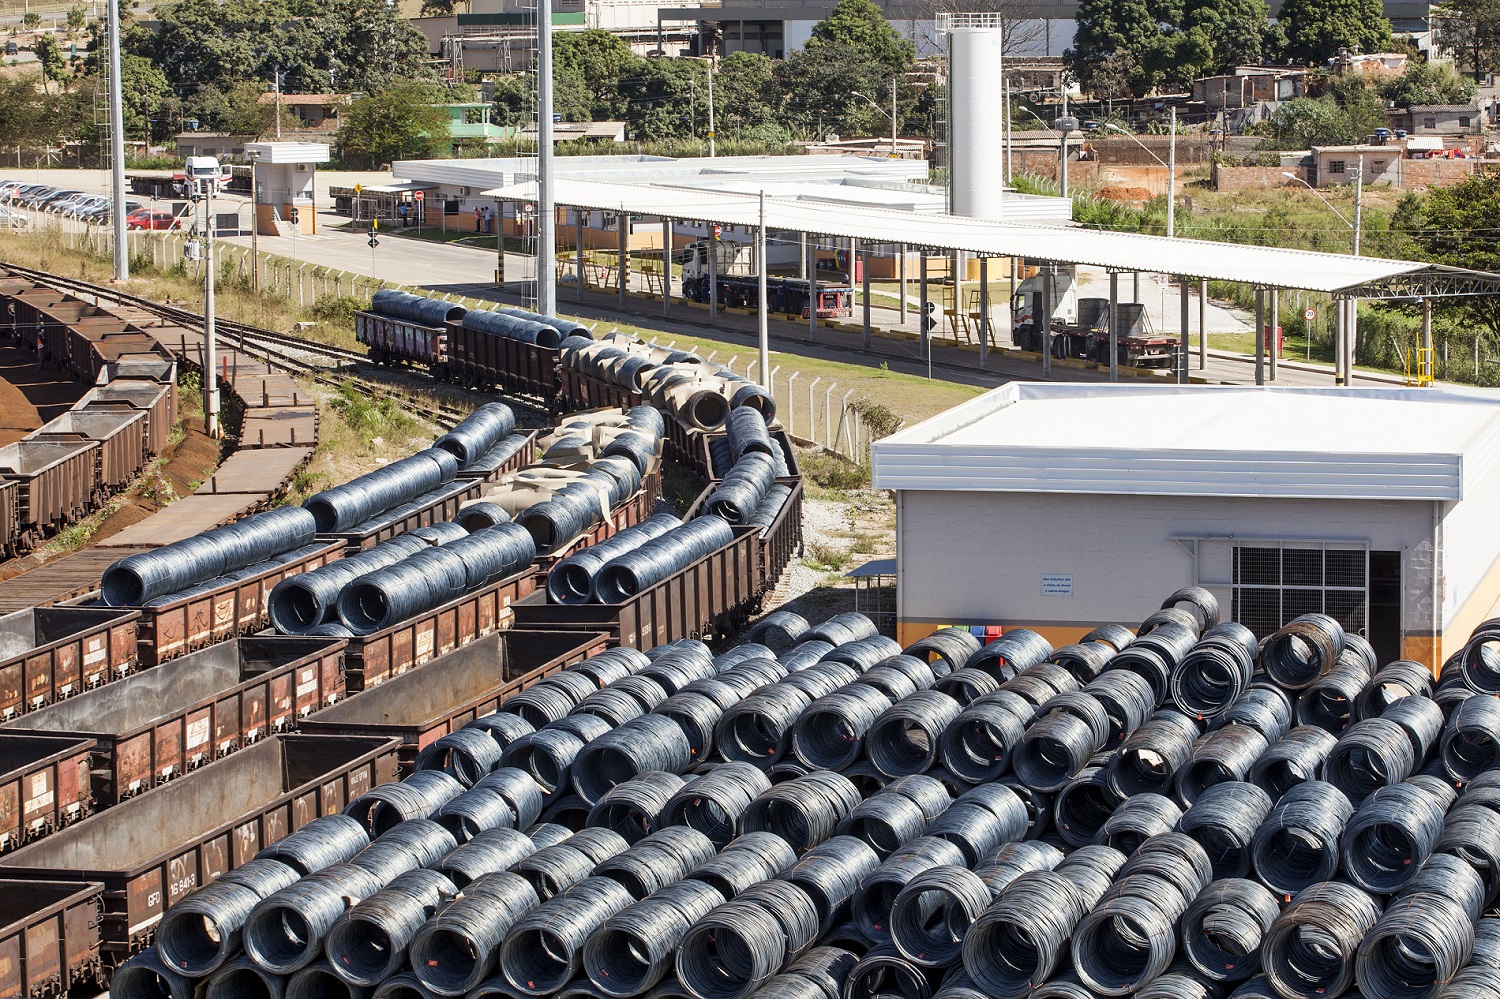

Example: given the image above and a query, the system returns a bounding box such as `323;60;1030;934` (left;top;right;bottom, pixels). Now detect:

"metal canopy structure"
484;177;1500;300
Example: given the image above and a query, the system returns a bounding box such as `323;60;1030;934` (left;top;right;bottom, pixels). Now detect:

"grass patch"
799;450;870;495
805;541;851;572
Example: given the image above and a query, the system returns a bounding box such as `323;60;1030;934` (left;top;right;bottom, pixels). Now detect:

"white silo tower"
943;14;1005;220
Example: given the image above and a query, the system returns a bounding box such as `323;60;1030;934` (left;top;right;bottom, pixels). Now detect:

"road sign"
713;224;722;238
1304;308;1316;321
353;184;364;194
414;191;424;201
368;236;379;248
288;208;299;225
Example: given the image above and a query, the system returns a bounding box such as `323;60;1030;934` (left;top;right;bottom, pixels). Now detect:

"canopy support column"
1198;278;1207;369
1041;265;1053;380
1179;278;1190;385
979;256;989;367
861;239;871;350
1254;287;1265;386
618;214;627;311
662;217;671;316
1269;288;1279;382
920;250;930;379
1108;270;1119;383
575;219;585;304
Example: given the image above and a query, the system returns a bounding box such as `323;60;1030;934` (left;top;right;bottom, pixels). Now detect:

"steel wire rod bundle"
936;691;1033;784
1442;694;1500;783
852;835;968;942
657;762;773;846
1251;779;1355;897
1084;670;1159;748
584;878;728;997
1258;614;1345;691
1261;881;1381;999
1339;780;1449;893
677;879;821;999
1012;692;1111;793
573;713;694;805
325;869;459;987
1216;686;1293;744
925;784;1030;865
1175;725;1271;807
963;629;1053;681
903;629;983;678
406;871;541;996
593;825;717;899
868;691;965;778
1323;717;1418;804
1295;650;1374;734
1170;623;1258;720
434;827;538;889
1179;878;1280;982
1053;760;1124;849
1107;710;1200;798
498;876;637;996
783;835;883;933
586;771;686;843
688;830;800;897
1247;725;1337;802
961;870;1086;997
1178;781;1274;880
791;683;895;770
742;771;863;853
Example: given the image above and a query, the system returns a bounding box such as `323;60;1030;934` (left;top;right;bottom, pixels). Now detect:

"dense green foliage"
337;83;453;168
1276;0;1393;65
1433;0;1500;79
1394;176;1500;336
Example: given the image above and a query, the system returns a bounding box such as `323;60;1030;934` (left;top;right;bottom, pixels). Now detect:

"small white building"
244;142;330;236
873;383;1500;671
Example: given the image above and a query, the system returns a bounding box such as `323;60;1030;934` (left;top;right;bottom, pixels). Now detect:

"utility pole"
275;67;282;140
1348;155;1363;383
106;0;127;281
1166;106;1176;238
706;60;716;157
757;191;769;393
890;77;898;157
536;0;556;314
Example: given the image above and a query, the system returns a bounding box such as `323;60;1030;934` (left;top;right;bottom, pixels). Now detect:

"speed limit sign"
1304;307;1316;321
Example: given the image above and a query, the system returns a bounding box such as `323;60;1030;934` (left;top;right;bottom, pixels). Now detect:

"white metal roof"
243;142;330;164
481;177;1451;294
871;383;1500;501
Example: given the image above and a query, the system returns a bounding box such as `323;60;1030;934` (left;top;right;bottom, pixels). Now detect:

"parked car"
38;190;85;211
55;195;107;217
0;181;26;200
125;210;180;231
9;185;53;205
0;207;28;228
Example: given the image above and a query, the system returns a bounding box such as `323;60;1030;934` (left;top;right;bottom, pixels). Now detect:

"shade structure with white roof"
872;382;1500;671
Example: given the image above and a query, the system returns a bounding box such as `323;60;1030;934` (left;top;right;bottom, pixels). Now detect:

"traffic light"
922;301;938;334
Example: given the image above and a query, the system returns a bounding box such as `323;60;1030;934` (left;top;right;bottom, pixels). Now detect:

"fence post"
825;383;837;451
839;389;854;456
786;372;799;438
807;377;821;446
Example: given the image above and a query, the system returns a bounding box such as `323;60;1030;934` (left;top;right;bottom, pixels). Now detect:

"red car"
125;209;180;231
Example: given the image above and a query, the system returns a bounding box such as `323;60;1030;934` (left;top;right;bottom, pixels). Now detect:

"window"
1460;117;1471;128
1373;160;1387;173
1329;160;1345;174
1423;117;1437;129
1231;544;1368;638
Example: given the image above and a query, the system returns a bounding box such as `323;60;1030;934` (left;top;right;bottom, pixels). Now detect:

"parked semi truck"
678;240;854;319
1012;267;1178;368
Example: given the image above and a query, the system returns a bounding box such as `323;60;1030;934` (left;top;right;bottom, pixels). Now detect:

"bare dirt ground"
0;341;87;445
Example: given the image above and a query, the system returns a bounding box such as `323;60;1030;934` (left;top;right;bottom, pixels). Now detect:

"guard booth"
244;141;329;236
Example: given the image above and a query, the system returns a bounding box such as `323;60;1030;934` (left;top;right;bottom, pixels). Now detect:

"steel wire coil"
1131;962;1223;999
1026;969;1100;999
998;663;1079;712
644;638;712;668
713;643;779;672
924;800;1022;867
852;836;968;942
1434;968;1500;999
157;873;292;978
809;613;880;648
1071;876;1188;995
1178;781;1273;879
1114;625;1199;703
1176;725;1270;806
1097;793;1183;855
574;687;650;727
1179;877;1279;982
743;771;862;853
748;611;812;653
903;629;983;679
1054;763;1124;849
599;674;670;714
515;829;629;899
783;946;860;999
454;501;513;532
571;648;653;688
1161;587;1222;632
1340;780;1448;893
702;451;778;524
1116;833;1213;900
726;406;776;460
658;762;773;846
1353;661;1434;722
1107;710;1200;798
873;774;952;822
1081;624;1136;653
434;827;537;889
345;771;465;836
524;823;574;848
1324;717;1417;804
599;429;659;477
779;663;864;701
584;878;728;997
464;713;537;753
1259;614;1346;691
1296;652;1373;734
820;923;874;957
506;671;600;728
837;789;936;859
961;870;1085;997
1250;780;1355;897
103;504;320;606
841;759;891;796
843;944;935;999
404;870;540;997
434;402;517;466
1048;643;1117;683
497;876;637;996
889;865;991;969
1473;916;1500;967
268;533;431;634
1247;725;1337;801
413;728;505;788
111;947;196;999
500;722;605;795
573;714;693;805
517;472;630;556
593;826;717;899
641;650;719;697
242;863;384;975
1216;686;1292;744
1083;670;1159;748
1171;633;1256;720
1460;619;1500;693
767;759;814;783
324;869;457;988
1442;695;1500;783
1141;610;1206;638
931;669;1000;707
682;676;751;712
586;771;686;842
1435;661;1478;713
351;820;457;882
995;774;1053;840
823;637;905;672
784;835;883;933
867;691;964;778
973;840;1067;896
1394;853;1485;923
1055;843;1128;906
1261;881;1381;999
963;629;1053;679
285;959;368;999
748;484;794;532
1013;702;1108;793
1378;696;1445;766
256;815;371;875
781;641;838;672
862;657;938;698
202;953;285;999
547;516;682;604
678;880;820;999
1437;803;1500;903
718;683;816;763
653;691;727;759
689;831;800;897
592;517;735;603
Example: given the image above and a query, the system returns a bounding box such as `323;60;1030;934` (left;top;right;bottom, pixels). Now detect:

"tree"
119;54;172;140
777;41;892;137
1180;0;1270;73
804;0;914;77
616;57;702;140
1433;0;1500;80
554;30;637;119
32;35;66;93
713;51;784;141
1067;0;1162;97
0;73;53;149
1394;175;1500;336
1379;60;1477;107
338;82;452;166
65;6;85;36
1276;0;1392;65
22;12;39;30
1325;73;1388;135
420;0;458;14
1267;95;1360;146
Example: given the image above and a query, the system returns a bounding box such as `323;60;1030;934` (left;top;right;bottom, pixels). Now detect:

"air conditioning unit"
460;187;470;196
296;163;308;172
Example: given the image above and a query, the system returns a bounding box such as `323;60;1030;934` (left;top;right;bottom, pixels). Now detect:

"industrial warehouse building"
873;384;1500;670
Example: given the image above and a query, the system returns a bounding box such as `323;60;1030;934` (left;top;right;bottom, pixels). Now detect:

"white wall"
1435;453;1500;630
897;489;1431;631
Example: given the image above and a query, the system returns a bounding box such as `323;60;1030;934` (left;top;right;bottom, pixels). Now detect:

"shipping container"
128;539;343;667
0;606;141;718
0;734;95;851
5;636;347;805
301;629;608;764
0;879;105;998
28;408;149;497
512;528;760;651
76;381;177;458
0;734;402;959
0;438;100;544
343;568;539;691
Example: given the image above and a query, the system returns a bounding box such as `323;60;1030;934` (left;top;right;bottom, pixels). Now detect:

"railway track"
0;262;544;432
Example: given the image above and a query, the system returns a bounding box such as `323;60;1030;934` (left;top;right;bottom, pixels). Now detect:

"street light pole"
536;0;556;315
1166;107;1176;238
106;0;127;281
